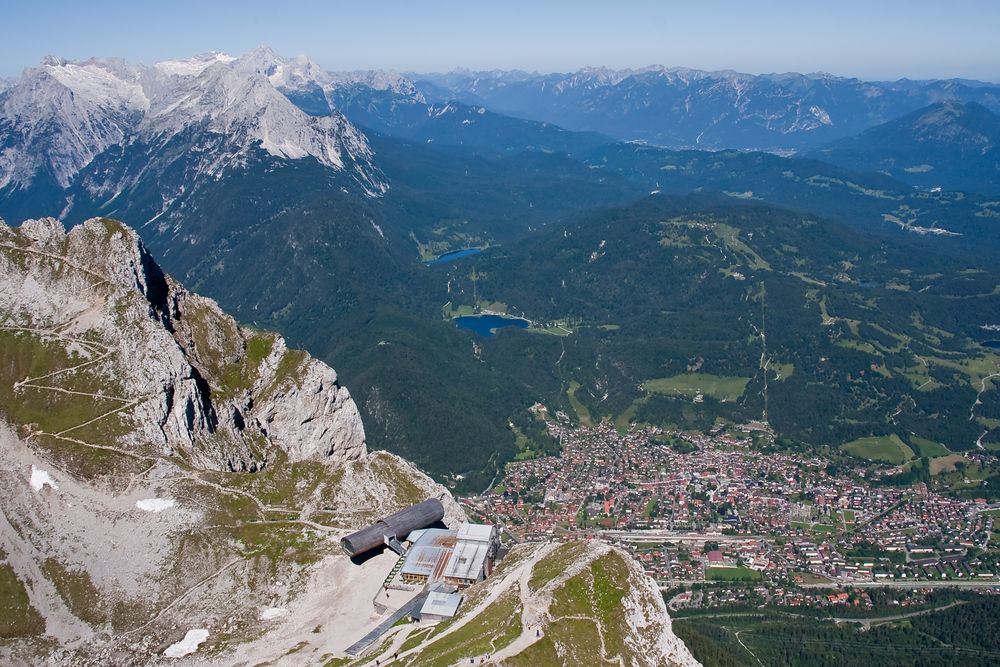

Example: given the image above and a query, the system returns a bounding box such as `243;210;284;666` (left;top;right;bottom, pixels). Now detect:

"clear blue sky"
2;0;998;81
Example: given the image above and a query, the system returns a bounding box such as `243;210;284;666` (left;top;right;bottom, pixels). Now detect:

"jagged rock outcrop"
0;215;366;470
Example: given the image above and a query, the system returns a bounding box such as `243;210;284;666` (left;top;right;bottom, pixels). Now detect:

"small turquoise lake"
455;314;529;336
425;248;482;266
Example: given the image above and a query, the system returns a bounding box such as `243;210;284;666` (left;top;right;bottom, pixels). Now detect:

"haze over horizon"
2;0;999;82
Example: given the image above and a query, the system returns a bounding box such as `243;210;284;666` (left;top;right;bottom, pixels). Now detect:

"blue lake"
425;248;482;266
455;314;529;336
982;340;1000;349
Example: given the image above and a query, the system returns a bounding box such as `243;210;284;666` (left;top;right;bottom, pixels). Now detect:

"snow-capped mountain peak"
0;57;147;189
253;47;426;105
0;48;387;195
140;49;381;184
327;69;423;99
38;57;148;110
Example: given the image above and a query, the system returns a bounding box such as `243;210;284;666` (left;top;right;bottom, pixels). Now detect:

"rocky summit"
0;216;366;470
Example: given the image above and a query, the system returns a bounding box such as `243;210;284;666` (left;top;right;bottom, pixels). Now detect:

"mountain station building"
400;522;500;588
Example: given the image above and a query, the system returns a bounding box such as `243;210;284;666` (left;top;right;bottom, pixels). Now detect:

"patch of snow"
136;497;175;512
155;52;235;77
810;105;833;125
260;607;289;620
30;465;58;492
164;628;210;658
43;59;149;110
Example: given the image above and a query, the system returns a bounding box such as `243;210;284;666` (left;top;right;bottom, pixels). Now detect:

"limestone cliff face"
249;336;367;462
0;216;366;470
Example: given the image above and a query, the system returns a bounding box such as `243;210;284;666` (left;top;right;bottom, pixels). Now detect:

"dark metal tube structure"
341;498;445;557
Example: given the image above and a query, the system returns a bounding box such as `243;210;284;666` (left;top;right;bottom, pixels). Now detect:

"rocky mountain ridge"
1;216;366;471
0;215;469;664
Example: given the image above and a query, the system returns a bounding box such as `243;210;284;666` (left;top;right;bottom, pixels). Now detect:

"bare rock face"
250;336;367;462
0;216;367;470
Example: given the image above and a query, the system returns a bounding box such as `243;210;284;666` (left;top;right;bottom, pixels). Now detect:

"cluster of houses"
461;420;999;587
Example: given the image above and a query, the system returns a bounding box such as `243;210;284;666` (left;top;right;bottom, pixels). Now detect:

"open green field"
835;509;856;524
791;521;838;535
909;436;951;458
841;434;914;464
613;395;652;433
705;566;763;582
771;362;795;381
643;373;750;402
567;381;594;427
642;498;658;519
441;301;476;319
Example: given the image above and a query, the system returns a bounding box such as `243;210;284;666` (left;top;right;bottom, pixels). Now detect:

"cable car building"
340;498;446;557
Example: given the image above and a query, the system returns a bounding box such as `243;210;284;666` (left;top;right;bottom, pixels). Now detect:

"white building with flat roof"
444;523;499;587
418;591;463;622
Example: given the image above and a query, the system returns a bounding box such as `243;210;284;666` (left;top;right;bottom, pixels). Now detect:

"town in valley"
461;409;1000;612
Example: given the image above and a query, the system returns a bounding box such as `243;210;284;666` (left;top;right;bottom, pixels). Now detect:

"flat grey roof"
420;591;462;619
443;540;490;581
400;529;456;579
457;523;496;543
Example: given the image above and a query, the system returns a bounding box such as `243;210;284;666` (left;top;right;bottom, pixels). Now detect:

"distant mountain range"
812;101;1000;194
412;66;1000;152
3;47;1000;489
